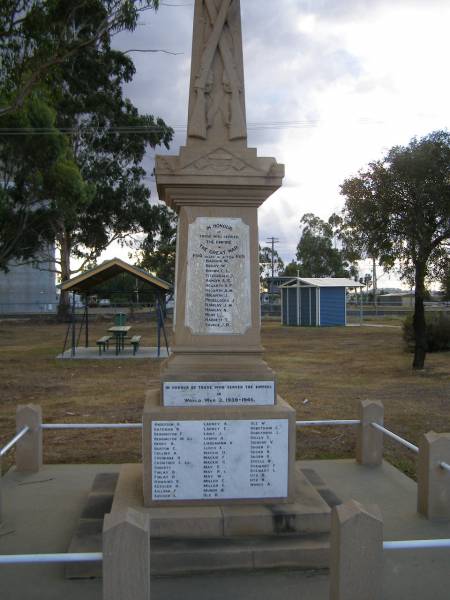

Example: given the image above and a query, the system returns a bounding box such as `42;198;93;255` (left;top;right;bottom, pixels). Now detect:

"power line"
0;117;405;136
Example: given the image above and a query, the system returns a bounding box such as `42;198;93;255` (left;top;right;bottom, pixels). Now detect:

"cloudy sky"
109;0;449;289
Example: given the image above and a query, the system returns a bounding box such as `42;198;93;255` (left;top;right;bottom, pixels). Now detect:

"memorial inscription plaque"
151;419;289;501
185;217;251;335
163;381;275;406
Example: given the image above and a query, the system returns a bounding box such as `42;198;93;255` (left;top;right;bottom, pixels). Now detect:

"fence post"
417;431;450;521
356;400;384;466
103;509;151;600
16;404;42;473
0;459;3;524
330;499;383;600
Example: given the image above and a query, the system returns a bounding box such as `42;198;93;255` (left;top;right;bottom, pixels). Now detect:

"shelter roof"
281;277;363;288
59;257;171;294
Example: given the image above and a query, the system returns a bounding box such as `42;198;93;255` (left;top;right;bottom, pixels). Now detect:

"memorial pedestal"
106;461;332;576
142;390;296;507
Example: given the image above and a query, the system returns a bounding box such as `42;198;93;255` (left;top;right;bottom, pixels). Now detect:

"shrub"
403;312;450;352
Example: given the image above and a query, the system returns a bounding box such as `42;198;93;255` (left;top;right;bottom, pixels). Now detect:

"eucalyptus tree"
340;131;450;369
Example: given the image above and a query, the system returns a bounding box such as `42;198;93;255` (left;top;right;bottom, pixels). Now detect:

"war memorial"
1;1;450;599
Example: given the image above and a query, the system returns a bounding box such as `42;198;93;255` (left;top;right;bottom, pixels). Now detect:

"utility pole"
266;236;280;301
372;256;377;313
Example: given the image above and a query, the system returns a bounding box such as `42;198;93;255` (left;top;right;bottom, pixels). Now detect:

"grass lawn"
0;316;448;479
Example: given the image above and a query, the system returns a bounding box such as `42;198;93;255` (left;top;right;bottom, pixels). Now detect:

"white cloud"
99;0;449;289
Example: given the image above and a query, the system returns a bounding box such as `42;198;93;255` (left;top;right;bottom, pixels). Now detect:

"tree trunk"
412;261;427;370
57;232;72;321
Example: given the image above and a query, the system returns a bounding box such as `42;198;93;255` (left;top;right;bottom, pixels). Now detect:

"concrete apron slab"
56;347;170;360
1;461;450;600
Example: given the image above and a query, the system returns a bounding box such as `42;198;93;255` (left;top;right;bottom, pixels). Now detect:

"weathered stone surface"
15;404;42;473
356;400;384;466
155;0;284;395
103;509;151;600
330;499;383;600
111;462;330;539
418;431;450;521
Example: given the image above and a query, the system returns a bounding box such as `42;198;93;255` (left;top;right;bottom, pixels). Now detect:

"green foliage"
403;313;450;353
1;0;173;297
0;0;160;116
340;130;450;369
282;261;301;277
440;263;450;300
259;245;285;286
0;93;89;269
295;213;358;278
138;205;177;284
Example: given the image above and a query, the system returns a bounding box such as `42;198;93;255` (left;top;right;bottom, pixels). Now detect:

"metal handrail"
296;419;360;427
384;539;450;551
370;422;419;454
0;426;30;457
41;423;142;430
440;461;450;472
0;552;103;565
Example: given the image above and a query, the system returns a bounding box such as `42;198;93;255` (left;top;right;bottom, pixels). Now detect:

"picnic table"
108;325;131;355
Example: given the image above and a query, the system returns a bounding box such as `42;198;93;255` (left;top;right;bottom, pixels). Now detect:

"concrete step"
151;533;330;575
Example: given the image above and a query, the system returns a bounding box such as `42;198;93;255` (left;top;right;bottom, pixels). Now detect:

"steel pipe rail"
0;426;30;457
383;539;450;551
370;422;419;454
296;419;360;427
0;552;103;564
41;423;142;430
440;461;450;473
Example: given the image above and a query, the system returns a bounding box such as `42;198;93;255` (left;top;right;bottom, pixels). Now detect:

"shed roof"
59;257;171;294
281;277;363;288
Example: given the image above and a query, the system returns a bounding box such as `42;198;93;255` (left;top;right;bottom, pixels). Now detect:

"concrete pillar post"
417;431;450;521
16;404;42;473
356;400;384;466
103;509;151;600
330;499;383;600
0;458;3;524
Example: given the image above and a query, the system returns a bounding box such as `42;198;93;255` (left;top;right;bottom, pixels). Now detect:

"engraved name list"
185;217;251;335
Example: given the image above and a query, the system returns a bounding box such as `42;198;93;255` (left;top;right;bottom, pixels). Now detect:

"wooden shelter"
59;258;171;357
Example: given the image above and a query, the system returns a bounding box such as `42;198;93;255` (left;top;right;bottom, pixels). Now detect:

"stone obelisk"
143;0;295;507
156;0;284;390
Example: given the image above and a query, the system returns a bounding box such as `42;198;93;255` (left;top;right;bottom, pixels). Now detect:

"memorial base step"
65;462;340;579
150;533;330;575
111;462;334;538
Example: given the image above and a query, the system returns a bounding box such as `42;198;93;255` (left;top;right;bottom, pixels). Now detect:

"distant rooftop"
281;277;363;288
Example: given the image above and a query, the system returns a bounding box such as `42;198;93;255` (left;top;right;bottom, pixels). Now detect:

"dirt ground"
0;316;448;478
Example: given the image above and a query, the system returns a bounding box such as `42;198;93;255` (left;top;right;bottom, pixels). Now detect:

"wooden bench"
96;335;111;355
130;335;142;355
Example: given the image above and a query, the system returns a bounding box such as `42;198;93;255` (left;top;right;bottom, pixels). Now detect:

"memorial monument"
107;0;331;574
145;0;295;507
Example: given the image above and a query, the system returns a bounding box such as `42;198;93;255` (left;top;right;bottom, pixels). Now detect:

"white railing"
370;422;419;454
0;426;30;457
41;423;142;430
0;552;103;565
383;539;450;551
297;419;360;427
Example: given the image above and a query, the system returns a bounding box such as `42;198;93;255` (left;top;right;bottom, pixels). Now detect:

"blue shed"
280;278;362;327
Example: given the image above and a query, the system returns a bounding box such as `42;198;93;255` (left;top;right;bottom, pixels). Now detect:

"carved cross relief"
188;0;247;142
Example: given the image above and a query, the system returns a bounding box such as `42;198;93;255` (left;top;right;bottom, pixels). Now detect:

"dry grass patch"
0;317;448;479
